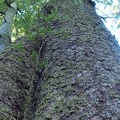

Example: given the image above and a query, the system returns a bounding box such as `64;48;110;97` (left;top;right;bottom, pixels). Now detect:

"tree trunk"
0;38;41;119
0;0;120;120
0;0;17;52
34;0;120;120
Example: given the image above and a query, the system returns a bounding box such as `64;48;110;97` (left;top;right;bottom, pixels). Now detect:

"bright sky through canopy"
95;0;120;45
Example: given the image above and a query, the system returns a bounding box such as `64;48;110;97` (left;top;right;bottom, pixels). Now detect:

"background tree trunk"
34;0;120;119
0;0;17;52
0;38;41;119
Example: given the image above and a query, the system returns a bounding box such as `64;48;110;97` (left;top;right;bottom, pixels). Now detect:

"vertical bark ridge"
0;39;40;119
35;0;120;120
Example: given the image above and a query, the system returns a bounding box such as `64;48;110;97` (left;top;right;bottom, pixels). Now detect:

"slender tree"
0;0;120;120
0;0;17;52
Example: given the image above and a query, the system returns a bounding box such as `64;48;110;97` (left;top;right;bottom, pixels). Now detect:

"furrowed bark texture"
0;38;41;119
35;0;120;120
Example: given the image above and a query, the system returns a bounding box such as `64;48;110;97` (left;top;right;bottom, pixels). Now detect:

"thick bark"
0;37;42;119
34;0;120;120
0;0;120;120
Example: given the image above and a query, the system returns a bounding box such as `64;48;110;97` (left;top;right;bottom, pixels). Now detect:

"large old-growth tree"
0;0;120;119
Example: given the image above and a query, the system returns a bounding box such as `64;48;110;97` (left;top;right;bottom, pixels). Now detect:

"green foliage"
12;41;26;52
11;0;58;41
12;0;45;40
45;6;58;22
0;0;8;12
27;31;37;41
18;57;24;61
0;16;4;25
0;0;119;43
31;51;37;61
38;60;48;69
39;26;52;36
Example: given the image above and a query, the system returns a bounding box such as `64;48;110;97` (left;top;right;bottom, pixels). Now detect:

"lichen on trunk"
34;0;120;119
0;37;42;119
0;0;120;120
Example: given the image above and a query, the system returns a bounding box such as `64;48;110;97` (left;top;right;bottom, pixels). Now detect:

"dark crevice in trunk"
29;71;43;119
27;37;47;119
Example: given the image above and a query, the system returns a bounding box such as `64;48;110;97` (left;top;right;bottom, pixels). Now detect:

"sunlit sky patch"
95;0;120;45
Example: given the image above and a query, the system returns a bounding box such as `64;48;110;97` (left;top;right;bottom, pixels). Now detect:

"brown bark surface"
0;0;120;120
0;37;40;119
34;0;120;120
